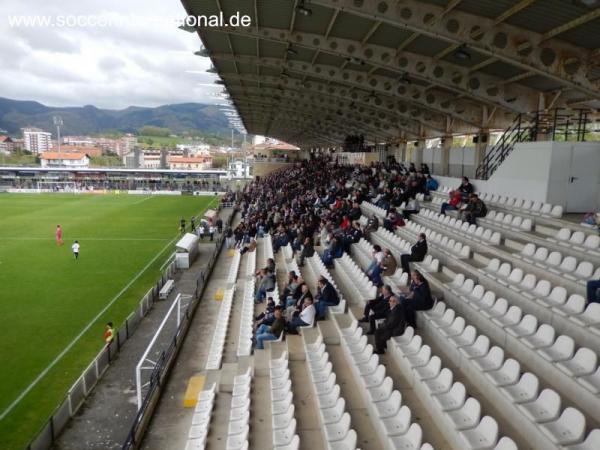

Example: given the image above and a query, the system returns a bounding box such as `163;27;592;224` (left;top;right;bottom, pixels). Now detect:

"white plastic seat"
492;306;522;328
406;345;432;368
493;436;518;450
439;317;466;338
315;373;336;396
555;228;571;242
481;298;508;319
328;429;357;450
433;382;466;411
368;377;394;402
532;279;552;298
532;247;549;263
553;294;586;317
574;261;594;279
225;425;249;450
414;355;442;381
357;354;379;376
362;364;387;388
537;335;575;363
272;392;294;415
275;434;299;450
502;372;539;404
449;325;477;348
518;388;561;423
447;397;482;431
568;429;600;450
570;303;600;327
539;407;586;446
521;324;556;349
505;314;537;338
318;384;341;409
388;423;422;450
459;335;490;360
320;397;345;424
374;389;402;418
458;416;499;450
423;367;453;395
273;404;295;430
583;235;600;250
272;380;292;402
472;346;504;372
312;362;333;384
485;358;520;387
382;405;412;436
324;412;351;442
556;347;598;377
538;286;568;308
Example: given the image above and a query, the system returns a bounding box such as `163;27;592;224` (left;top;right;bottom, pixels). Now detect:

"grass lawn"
0;193;218;449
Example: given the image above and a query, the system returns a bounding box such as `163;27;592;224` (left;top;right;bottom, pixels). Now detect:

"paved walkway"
53;208;233;450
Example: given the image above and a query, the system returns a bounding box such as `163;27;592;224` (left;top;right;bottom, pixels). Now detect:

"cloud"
0;0;221;109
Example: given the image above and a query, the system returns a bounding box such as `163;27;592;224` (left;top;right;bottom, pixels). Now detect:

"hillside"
0;98;230;137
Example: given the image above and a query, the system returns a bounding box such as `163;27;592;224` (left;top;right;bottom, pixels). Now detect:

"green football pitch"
0;193;218;449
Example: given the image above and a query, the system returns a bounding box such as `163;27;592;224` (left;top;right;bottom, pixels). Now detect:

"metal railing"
476;108;593;180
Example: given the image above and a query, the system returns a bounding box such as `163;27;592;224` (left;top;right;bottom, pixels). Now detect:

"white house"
40;152;90;168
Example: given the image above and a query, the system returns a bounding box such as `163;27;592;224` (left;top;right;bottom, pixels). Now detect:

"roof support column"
439;135;452;176
475;130;490;173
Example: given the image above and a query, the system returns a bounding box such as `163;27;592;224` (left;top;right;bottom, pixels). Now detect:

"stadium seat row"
269;352;300;449
185;383;217;450
417;209;502;246
334;253;377;305
206;288;235;370
225;369;252;450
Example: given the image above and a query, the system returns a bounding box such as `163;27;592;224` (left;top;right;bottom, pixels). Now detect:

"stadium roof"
182;0;600;146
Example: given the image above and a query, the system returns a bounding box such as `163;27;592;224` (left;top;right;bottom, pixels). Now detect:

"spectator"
287;296;316;334
255;297;276;327
366;245;385;278
298;237;315;267
255;306;286;349
315;277;340;320
458;176;474;199
239;237;257;255
441;190;462;216
321;236;343;268
373;295;406;354
382;248;398;277
403;196;420;220
360;284;394;335
255;268;276;304
282;271;299;300
420;163;430;175
426;175;439;192
400;233;428;274
225;226;234;249
401;271;434;328
461;193;487;225
587;278;600;304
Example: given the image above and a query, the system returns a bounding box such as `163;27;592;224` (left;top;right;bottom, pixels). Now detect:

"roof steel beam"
236;101;398;138
209;26;540;113
541;8;600;41
209;52;500;129
307;0;599;99
230;91;416;136
219;71;448;133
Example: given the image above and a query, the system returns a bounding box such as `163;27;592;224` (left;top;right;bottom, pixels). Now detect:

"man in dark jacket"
374;295;405;354
298;237;315;267
400;233;428;274
315;276;340;319
401;271;434;328
359;284;394;334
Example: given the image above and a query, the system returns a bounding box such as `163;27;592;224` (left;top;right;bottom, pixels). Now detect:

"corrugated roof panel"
220;0;254;19
214;60;237;74
403;35;450;57
229;35;257;55
505;0;595;34
554;17;600;50
366;23;414;48
477;60;528;80
455;0;516;20
286;46;317;63
314;52;347;67
237;63;259;75
328;11;378;41
517;74;564;92
293;4;338;35
259;40;287;59
200;31;232;54
256;0;294;29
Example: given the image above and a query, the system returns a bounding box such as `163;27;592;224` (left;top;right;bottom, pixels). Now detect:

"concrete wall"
430;141;600;213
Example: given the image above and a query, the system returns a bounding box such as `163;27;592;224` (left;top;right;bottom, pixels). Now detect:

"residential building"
0;135;15;153
40;152;90;168
119;134;138;157
168;155;212;170
60;145;103;157
22;128;52;154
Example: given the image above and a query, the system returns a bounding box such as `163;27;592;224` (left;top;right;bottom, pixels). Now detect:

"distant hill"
0;97;230;137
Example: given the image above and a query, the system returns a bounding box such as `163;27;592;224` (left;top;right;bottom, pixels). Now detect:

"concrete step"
286;335;306;361
288;359;327;450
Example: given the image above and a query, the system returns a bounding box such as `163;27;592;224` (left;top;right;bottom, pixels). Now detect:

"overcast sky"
0;0;223;109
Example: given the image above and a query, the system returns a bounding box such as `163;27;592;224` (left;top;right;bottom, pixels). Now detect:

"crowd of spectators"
224;156;437;352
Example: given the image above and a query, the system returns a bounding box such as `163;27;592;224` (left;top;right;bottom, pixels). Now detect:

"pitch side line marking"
0;196;220;420
2;237;170;241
